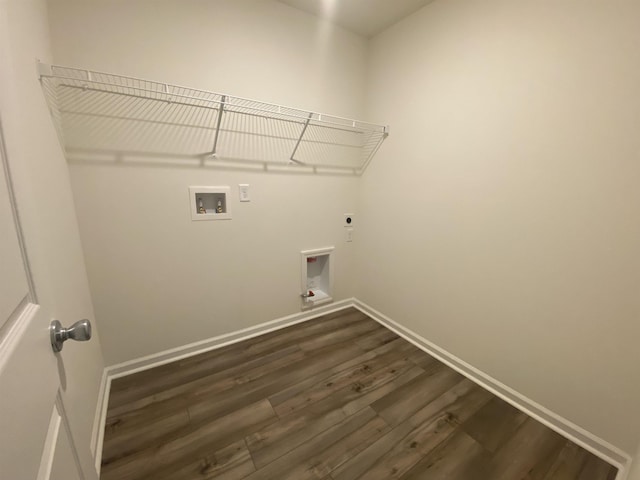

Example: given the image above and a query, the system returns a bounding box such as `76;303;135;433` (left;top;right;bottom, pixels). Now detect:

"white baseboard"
90;298;632;478
352;299;632;478
91;368;110;475
90;298;354;473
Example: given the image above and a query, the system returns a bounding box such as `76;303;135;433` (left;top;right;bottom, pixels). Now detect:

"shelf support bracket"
290;112;313;164
211;95;226;157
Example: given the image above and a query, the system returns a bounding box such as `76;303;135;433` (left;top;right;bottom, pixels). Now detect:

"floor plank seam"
244;437;258;475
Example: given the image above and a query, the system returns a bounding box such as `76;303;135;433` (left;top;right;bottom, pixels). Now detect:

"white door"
0;0;106;477
0;121;85;479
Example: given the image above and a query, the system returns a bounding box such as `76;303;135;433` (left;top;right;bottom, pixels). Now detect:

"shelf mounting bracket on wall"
210;95;226;158
289;112;313;165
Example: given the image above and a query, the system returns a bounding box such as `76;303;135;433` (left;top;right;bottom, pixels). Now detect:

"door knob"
50;319;92;352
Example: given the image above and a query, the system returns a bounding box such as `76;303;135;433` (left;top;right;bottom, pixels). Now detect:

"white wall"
47;0;640;457
48;0;366;364
360;0;640;453
0;0;105;476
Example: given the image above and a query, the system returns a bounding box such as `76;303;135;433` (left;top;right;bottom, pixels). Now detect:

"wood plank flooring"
101;308;618;480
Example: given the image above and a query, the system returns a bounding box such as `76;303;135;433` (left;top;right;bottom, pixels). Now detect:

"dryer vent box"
300;247;334;310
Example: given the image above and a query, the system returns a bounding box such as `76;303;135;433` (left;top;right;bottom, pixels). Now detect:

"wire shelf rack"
38;63;388;174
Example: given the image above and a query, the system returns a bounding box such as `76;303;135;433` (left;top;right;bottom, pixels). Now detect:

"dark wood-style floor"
101;308;618;480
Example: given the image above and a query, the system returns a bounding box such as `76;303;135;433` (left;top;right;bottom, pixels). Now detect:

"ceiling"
276;0;436;37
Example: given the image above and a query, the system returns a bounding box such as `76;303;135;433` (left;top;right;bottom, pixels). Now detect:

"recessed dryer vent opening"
301;247;334;310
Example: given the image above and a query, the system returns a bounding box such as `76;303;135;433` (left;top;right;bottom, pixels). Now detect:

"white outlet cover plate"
239;184;250;202
344;213;354;227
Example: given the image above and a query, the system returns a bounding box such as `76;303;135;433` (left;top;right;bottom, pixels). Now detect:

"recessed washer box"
189;186;231;221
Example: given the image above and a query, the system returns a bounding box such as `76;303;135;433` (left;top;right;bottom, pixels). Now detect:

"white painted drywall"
360;0;640;453
0;0;105;475
47;0;365;364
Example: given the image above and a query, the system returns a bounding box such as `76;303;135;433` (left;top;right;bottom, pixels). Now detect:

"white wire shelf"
38;63;388;174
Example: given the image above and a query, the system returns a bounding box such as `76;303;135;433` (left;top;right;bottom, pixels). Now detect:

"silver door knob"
50;319;92;352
